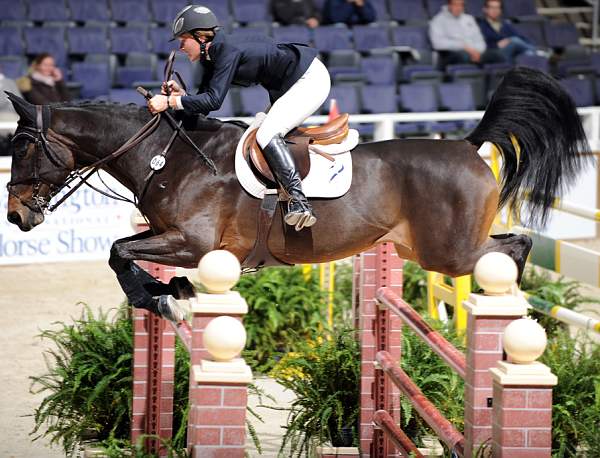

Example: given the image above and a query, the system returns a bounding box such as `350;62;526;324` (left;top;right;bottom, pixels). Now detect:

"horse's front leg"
109;229;198;321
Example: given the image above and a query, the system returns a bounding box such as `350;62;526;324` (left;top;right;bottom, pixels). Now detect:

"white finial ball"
203;316;247;362
197;250;241;293
503;318;547;364
473;252;518;295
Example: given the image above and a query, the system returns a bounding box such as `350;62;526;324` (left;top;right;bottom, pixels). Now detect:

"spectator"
477;0;537;62
323;0;376;25
0;66;21;121
429;0;505;68
16;53;70;105
271;0;321;28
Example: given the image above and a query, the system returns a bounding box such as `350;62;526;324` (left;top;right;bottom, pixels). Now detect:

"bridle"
6;51;217;215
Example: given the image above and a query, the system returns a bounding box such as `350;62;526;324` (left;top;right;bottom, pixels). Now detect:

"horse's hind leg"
469;233;532;284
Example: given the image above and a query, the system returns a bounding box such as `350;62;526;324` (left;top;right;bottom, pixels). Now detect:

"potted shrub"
269;326;361;457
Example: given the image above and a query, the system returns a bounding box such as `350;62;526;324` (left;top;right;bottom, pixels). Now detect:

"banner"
0;157;136;265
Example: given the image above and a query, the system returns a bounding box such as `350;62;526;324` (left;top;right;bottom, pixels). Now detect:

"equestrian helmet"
171;5;219;40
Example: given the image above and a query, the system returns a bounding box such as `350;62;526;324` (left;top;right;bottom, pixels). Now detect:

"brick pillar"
187;290;252;457
131;262;177;456
356;244;403;458
462;292;528;457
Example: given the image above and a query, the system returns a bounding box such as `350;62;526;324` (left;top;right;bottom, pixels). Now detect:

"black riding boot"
263;134;316;230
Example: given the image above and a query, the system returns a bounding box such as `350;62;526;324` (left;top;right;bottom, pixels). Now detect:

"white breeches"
256;57;331;148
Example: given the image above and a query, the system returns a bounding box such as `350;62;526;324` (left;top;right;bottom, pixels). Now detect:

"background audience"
17;53;70;105
271;0;321;28
323;0;376;25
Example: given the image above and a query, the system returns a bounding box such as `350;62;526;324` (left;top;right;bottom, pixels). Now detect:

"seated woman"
17;53;70;105
148;5;331;231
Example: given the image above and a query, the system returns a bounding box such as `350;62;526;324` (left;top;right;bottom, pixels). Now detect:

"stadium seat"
360;55;398;85
67;27;109;55
150;0;188;25
230;24;271;41
157;57;194;88
402;64;443;83
200;0;232;25
68;0;110;22
438;81;475;111
110;0;152;23
313;25;353;53
0;26;25;56
360;84;397;113
543;22;580;50
115;53;157;88
109;88;146;105
390;0;428;23
239;86;270;116
328;50;363;83
110;26;150;54
512;22;546;47
28;0;70;22
24;25;68;66
0;56;27;79
323;84;360;114
210;91;235;117
71;62;111;98
466;0;485;18
231;0;269;24
514;53;548;73
370;0;390;21
399;82;437;112
353;24;391;53
560;77;594;107
150;27;178;56
502;0;542;21
446;65;486;109
272;25;312;45
0;0;27;21
426;0;446;18
84;52;117;85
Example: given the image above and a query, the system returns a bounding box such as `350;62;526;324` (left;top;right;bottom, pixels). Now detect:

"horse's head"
5;92;76;231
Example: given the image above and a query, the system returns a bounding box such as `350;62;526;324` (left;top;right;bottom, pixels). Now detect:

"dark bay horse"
5;68;590;317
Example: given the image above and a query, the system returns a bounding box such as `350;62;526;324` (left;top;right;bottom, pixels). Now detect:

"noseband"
7;105;69;214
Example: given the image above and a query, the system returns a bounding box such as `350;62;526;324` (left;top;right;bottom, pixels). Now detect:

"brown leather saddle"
243;113;349;183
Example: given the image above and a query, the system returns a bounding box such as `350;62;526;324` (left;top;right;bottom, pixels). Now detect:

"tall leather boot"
263;134;316;230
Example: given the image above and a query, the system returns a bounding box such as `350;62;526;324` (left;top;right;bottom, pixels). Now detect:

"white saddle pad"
235;112;356;199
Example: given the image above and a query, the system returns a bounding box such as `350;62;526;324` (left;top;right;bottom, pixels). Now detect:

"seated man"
323;0;376;25
477;0;537;63
271;0;321;28
429;0;505;69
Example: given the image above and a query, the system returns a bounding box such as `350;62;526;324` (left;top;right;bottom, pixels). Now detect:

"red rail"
373;410;424;457
376;287;466;379
376;351;465;456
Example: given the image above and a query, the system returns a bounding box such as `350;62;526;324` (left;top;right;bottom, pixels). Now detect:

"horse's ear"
5;91;35;125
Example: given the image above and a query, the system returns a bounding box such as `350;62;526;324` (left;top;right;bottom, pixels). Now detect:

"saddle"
243;113;349;183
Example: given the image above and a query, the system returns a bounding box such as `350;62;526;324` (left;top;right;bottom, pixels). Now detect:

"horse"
5;67;590;319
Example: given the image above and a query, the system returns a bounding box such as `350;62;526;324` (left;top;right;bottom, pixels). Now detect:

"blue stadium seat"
446;64;486;109
210;91;235;117
590;52;600;75
24;25;68;66
150;27;178;56
110;0;152;23
71;62;111;98
230;24;271;41
115;53;157;88
466;0;485;18
313;25;353;53
560;77;594;107
201;0;232;25
0;0;27;21
28;0;70;22
399;82;437;112
352;25;391;53
515;54;550;73
109;88;145;105
272;25;311;45
438;81;475;111
391;25;432;63
67;27;109;55
150;0;188;25
110;26;150;54
360;85;397;113
360;55;397;85
158;57;194;87
426;0;446;18
327;50;363;82
370;0;390;21
543;22;580;49
323;85;360;114
231;0;269;24
0;56;27;79
239;86;270;116
390;0;428;23
512;22;546;47
402;64;443;83
68;0;110;22
502;0;542;21
0;26;25;56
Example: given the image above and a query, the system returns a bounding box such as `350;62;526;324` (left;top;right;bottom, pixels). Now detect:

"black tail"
466;67;591;227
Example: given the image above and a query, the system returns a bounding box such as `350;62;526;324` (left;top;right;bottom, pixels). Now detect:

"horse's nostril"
7;211;21;226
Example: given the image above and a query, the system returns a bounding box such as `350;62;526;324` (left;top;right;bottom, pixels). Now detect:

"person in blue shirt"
323;0;376;25
148;5;332;231
477;0;537;62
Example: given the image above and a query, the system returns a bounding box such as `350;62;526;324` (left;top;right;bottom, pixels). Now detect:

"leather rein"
7;51;216;215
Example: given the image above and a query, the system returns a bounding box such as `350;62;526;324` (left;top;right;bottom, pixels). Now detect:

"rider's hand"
148;95;169;114
161;80;185;97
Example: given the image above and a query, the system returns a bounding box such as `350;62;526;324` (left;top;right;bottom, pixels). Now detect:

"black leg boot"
263;134;316;230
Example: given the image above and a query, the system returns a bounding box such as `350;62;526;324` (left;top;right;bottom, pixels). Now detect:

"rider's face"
178;34;201;62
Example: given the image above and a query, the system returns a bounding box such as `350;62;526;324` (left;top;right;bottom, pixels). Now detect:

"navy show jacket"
180;32;319;115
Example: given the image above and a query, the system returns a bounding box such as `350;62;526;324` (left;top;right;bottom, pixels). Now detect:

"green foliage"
520;266;599;338
235;265;352;373
402;261;428;312
399;322;465;450
268;327;360;457
30;304;133;455
540;330;600;457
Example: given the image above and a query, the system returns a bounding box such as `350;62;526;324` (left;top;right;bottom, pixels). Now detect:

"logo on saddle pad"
235;113;357;199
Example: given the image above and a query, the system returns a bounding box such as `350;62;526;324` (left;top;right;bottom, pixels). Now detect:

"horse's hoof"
157;294;185;322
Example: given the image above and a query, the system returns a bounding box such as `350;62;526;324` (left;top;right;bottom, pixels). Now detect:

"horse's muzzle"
7;202;44;232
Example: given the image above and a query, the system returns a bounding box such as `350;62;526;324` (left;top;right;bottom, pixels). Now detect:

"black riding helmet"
171;5;219;41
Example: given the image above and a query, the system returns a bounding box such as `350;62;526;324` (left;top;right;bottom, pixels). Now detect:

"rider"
148;5;331;230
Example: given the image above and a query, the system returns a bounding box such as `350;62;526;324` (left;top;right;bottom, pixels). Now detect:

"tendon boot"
263;134;316;231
